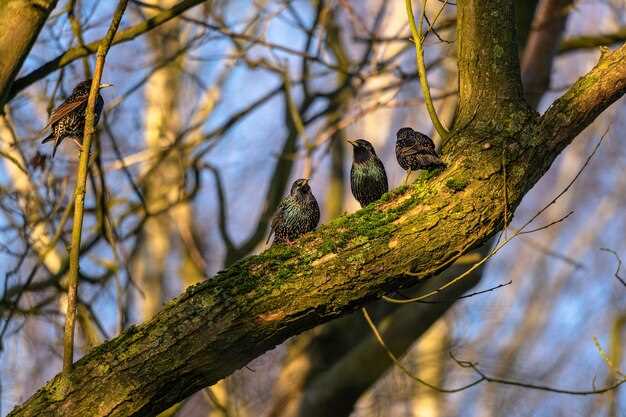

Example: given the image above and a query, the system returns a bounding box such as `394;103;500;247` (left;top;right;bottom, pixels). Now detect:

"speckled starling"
395;127;445;183
267;178;320;245
41;79;112;157
348;139;388;207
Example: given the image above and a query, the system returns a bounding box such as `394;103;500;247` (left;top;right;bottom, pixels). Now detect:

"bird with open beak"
41;80;112;157
348;139;388;207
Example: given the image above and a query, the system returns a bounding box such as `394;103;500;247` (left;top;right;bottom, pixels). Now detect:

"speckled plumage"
41;80;105;157
268;178;320;244
349;139;388;207
395;127;445;172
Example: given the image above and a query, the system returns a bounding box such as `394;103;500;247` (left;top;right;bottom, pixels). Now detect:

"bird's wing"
378;158;388;184
398;141;437;158
414;132;437;151
44;97;87;129
267;202;285;243
375;157;389;194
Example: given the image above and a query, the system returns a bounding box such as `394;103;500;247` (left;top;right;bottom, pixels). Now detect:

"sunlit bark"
0;0;58;106
6;2;626;416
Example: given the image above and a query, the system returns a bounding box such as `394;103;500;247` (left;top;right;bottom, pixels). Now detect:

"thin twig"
363;309;626;396
405;0;449;139
282;69;313;178
592;336;625;378
600;248;625;287
63;0;129;377
450;352;626;395
8;0;207;101
389;280;512;304
362;308;483;393
0;149;28;174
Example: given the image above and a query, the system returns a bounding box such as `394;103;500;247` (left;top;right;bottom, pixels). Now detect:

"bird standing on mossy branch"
41;79;112;157
348;139;388;207
267;178;320;245
395;127;445;184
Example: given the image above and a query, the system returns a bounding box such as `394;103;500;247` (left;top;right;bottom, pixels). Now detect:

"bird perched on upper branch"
41;79;112;157
395;127;445;184
348;139;388;207
267;178;320;245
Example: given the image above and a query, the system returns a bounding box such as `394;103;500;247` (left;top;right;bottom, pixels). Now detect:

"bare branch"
63;0;129;376
600;248;626;288
6;0;206;102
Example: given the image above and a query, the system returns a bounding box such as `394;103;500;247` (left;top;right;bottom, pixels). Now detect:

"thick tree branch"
275;250;486;417
275;5;553;411
0;0;58;106
10;73;626;414
539;43;626;156
8;3;626;417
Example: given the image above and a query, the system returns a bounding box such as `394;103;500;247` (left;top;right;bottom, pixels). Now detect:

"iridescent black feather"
349;139;388;207
268;179;320;244
41;80;105;157
395;127;445;172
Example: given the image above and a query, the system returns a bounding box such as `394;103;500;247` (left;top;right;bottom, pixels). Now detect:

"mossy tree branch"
539;45;626;156
8;1;626;416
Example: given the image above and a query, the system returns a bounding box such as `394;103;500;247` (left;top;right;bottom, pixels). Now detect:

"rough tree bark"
8;0;626;416
266;1;565;415
269;254;484;417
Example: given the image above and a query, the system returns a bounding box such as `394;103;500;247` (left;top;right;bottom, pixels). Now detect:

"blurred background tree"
1;0;625;416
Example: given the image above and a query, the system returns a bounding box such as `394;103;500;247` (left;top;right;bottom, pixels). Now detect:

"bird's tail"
51;139;61;158
41;133;61;157
422;154;446;169
42;134;62;157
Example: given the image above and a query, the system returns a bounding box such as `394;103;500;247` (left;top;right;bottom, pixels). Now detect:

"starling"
395;127;445;184
41;79;112;157
348;139;388;207
267;178;320;245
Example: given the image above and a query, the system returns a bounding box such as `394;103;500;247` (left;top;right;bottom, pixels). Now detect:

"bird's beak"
347;140;356;146
99;83;113;89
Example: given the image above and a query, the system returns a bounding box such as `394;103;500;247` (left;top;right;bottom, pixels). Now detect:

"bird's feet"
72;138;84;152
403;170;412;185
